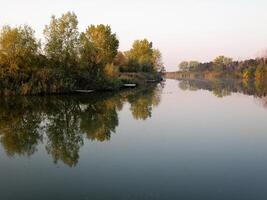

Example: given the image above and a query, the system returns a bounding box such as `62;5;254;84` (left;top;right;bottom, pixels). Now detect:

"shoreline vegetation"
0;12;164;96
165;55;267;91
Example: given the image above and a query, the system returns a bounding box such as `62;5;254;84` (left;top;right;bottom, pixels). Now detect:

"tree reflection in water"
178;78;267;104
0;83;163;167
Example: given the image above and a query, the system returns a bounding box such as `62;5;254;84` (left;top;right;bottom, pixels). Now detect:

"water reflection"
178;78;267;98
0;84;163;167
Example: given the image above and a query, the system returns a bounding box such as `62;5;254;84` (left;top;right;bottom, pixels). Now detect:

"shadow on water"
0;83;164;167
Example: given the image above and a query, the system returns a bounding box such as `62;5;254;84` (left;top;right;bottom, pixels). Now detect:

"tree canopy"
0;25;39;75
44;12;80;70
0;12;163;95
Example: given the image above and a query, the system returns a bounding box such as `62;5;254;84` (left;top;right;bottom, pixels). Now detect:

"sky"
0;0;267;71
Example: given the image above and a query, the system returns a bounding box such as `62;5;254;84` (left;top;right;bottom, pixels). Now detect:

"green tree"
0;12;163;95
188;61;200;71
242;67;255;81
213;56;233;71
44;12;79;70
152;49;164;72
81;24;119;65
255;64;266;81
125;39;154;72
79;24;119;86
179;61;189;72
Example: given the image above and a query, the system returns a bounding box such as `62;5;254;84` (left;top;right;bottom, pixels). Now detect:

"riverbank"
0;72;163;96
75;72;163;92
119;72;163;85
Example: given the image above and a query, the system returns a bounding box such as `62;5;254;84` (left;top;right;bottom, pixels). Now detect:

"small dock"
73;90;94;94
123;83;137;88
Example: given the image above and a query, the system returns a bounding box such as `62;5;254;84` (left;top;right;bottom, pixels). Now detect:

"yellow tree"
81;24;119;65
79;24;119;82
213;56;233;71
125;39;154;72
0;25;39;76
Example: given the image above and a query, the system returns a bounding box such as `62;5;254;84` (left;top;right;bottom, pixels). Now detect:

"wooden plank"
73;90;94;93
123;84;137;87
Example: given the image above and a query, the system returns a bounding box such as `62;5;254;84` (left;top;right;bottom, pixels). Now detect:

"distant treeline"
177;56;267;82
0;12;164;95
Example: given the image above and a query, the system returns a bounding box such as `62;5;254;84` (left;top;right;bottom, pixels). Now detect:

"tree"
79;24;119;84
214;56;233;66
188;61;200;71
152;49;164;72
44;12;79;70
82;24;119;65
0;12;164;95
242;67;255;81
0;25;39;75
79;32;99;74
179;61;199;72
213;56;233;71
179;61;189;72
255;64;266;81
125;39;154;72
114;51;128;72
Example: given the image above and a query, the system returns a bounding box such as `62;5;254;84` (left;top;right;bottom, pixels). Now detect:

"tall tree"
188;61;200;71
179;61;189;72
125;39;154;72
81;24;119;66
79;24;119;83
213;56;233;71
43;12;79;70
152;49;164;72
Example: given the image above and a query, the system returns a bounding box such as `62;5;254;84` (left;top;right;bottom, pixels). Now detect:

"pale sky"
0;0;267;71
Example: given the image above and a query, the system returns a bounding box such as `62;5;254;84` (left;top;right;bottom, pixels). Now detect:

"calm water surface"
1;79;267;200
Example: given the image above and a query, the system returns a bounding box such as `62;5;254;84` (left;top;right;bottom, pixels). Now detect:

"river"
1;79;267;200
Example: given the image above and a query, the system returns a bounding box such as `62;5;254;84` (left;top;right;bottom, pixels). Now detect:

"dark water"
1;79;267;200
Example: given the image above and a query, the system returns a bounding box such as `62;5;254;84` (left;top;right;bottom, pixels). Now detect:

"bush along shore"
0;12;165;96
